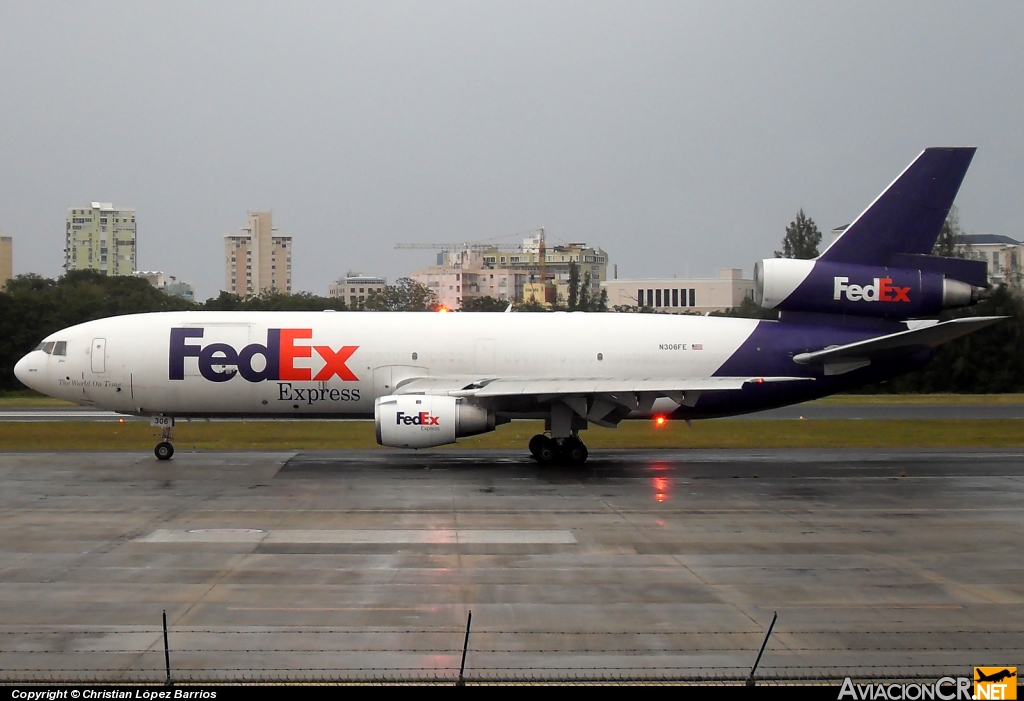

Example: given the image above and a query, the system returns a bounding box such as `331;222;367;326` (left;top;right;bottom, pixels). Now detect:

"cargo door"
90;338;106;373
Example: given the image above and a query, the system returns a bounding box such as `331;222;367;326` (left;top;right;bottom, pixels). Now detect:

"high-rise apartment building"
64;203;137;276
0;232;12;290
224;211;292;296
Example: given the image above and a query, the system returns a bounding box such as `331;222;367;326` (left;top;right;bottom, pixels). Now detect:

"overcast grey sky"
1;1;1022;300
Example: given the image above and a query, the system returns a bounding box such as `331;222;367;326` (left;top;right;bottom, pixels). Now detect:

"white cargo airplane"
15;148;1001;462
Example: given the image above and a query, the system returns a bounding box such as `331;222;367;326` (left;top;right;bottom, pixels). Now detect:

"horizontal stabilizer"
793;316;1004;365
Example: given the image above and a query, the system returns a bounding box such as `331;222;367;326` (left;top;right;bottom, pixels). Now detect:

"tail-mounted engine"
375;394;496;448
754;258;984;319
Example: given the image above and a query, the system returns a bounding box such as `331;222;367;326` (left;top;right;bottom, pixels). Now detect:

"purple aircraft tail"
819;147;976;266
754;147;989;320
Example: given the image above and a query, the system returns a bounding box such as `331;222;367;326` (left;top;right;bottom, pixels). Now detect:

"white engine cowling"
754;258;816;308
375;394;495;448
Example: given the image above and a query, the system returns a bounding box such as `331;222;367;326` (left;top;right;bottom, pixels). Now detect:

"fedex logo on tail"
833;277;911;303
396;411;440;426
169;328;358;383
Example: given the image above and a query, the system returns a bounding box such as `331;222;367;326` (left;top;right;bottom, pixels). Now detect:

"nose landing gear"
155;441;174;461
528;434;589;465
153;420;175;461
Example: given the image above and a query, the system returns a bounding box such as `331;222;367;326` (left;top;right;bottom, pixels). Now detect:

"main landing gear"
154;422;175;461
528;434;589;465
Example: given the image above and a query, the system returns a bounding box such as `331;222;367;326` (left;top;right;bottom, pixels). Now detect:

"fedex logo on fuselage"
396;411;440;426
169;328;358;383
833;277;911;303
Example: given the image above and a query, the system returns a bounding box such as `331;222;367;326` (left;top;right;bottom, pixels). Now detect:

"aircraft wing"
445;376;810;398
393;375;813;425
793;316;1005;366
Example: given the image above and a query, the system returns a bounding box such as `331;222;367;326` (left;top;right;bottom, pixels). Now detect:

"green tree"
201;290;346;311
932;205;963;258
775;209;822;259
514;296;548;312
710;296;779;320
566;262;580;310
578;271;591;310
364;278;438;311
460;296;509;312
0;270;196;391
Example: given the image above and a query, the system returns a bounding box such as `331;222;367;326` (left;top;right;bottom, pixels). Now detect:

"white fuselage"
15;311;760;418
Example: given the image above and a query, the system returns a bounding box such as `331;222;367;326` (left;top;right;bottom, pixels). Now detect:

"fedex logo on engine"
396;411;440;426
833;277;911;303
169;328;358;383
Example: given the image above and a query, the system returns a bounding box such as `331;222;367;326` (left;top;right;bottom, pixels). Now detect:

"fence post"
746;611;777;687
456;610;472;686
163;610;172;686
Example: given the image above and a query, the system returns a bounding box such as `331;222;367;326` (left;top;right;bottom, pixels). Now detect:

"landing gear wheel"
528;434;547;458
561;437;589;464
155;441;174;461
534;436;559;464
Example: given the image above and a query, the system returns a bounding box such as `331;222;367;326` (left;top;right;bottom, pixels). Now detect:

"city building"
954;234;1023;289
133;271;196;302
64;202;137;276
0;232;11;290
409;234;609;309
411;249;528;310
328;271;387;307
601;269;755;314
224;211;292;296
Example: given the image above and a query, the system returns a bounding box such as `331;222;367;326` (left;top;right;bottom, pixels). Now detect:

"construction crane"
395;228;555;303
394;228;546;254
393;242;521;252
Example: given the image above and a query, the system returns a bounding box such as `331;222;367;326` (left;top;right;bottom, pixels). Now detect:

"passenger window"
42;342;55;355
54;341;67;356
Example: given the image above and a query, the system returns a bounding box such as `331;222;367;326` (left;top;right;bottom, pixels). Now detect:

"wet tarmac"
0;448;1021;683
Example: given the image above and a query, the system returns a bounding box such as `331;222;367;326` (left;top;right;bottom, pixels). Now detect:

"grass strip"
818;393;1024;405
2;419;1023;451
3;393;1023;410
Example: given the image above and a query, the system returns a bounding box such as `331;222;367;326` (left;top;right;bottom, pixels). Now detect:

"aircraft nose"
14;352;41;391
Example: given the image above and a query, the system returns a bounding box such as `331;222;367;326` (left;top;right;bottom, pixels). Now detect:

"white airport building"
601;269;754;314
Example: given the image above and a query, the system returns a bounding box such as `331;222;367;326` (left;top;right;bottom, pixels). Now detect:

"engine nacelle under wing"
375;394;495;448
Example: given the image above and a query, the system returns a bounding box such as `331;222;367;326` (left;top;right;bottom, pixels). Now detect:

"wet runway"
0;448;1021;683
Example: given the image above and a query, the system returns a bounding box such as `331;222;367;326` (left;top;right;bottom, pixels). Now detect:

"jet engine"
754;258;982;319
375;394;495;448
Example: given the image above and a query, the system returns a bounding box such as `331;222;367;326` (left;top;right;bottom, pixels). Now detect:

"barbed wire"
0;625;1006;684
0;628;1019;635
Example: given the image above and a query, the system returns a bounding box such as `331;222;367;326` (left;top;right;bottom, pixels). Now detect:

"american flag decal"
692;343;703;351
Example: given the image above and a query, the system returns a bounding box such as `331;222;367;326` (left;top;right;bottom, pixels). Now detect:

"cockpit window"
53;341;67;356
42;342;55;355
34;342;47;351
